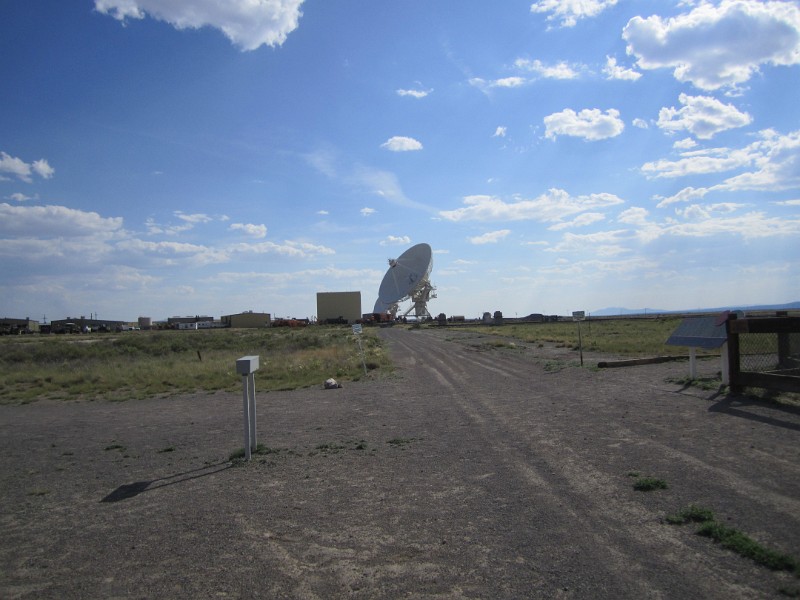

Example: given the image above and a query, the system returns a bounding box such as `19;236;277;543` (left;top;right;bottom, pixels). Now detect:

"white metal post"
242;375;251;461
248;372;257;450
236;355;260;462
689;347;697;379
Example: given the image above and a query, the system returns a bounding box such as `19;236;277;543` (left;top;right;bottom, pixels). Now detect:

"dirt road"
1;327;799;598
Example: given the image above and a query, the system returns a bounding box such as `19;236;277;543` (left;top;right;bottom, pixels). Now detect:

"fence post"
725;315;742;394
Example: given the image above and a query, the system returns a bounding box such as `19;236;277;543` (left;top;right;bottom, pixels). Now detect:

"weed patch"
665;504;715;525
697;521;800;575
667;505;800;578
633;476;668;491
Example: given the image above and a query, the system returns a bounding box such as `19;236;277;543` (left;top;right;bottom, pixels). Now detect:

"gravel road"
1;326;799;598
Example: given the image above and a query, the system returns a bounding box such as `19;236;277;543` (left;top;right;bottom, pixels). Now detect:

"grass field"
0;318;717;404
0;326;391;404
459;317;709;358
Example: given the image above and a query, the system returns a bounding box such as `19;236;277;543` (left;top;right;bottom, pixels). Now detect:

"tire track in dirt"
379;328;781;598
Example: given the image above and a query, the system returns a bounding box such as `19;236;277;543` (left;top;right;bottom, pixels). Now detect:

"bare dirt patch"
1;327;799;598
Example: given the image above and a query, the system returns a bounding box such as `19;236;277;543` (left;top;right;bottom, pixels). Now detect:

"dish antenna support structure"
373;243;436;320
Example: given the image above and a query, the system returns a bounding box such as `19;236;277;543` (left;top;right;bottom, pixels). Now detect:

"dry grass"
0;326;391;404
459;317;713;358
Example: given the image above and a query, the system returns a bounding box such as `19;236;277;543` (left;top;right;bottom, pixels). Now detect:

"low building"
167;316;214;328
221;312;271;328
0;317;40;334
50;316;126;333
317;291;361;324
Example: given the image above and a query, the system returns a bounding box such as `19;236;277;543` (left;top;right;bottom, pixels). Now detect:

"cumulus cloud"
469;230;511;245
548;212;606;231
531;0;618;28
0;203;122;237
439;189;624;223
380;235;411;246
645;129;800;196
229;222;267;238
632;118;649;129
0;152;54;183
603;56;641;81
493;126;507;138
380;136;423;152
396;88;431;98
514;58;581;79
544;108;625;141
360;207;376;217
146;211;215;235
623;0;800;91
657;94;752;139
94;0;305;51
6;192;36;202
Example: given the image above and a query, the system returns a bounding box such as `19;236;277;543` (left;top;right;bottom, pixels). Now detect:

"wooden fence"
726;315;800;394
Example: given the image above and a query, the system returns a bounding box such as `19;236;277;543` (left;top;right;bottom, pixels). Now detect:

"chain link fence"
738;331;800;375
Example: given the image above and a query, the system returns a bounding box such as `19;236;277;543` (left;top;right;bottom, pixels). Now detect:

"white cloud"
0;152;54;183
646;129;800;197
623;0;800;91
667;211;800;240
657;94;752;139
5;192;36;202
316;209;329;215
632;118;649;129
514;59;581;79
396;88;431;98
493;126;507;138
548;212;606;231
546;229;630;254
380;235;411;246
360;207;376;217
774;199;800;206
174;211;213;224
544;108;625;141
673;137;697;150
229;223;267;238
94;0;305;51
642;146;753;179
118;238;230;266
380;136;423;152
0;203;122;237
350;165;432;212
145;211;215;235
603;56;641;81
439;189;624;223
531;0;618;28
228;240;334;258
469;230;511;245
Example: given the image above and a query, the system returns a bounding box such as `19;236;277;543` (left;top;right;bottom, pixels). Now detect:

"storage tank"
138;316;152;330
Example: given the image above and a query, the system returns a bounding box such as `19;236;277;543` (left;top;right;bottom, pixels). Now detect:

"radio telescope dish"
373;243;436;320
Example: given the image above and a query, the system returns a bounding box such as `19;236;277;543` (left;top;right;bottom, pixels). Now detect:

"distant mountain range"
591;301;800;317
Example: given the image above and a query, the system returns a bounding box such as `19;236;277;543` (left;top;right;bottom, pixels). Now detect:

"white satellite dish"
373;243;436;320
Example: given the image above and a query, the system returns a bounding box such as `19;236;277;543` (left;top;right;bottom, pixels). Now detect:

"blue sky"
1;0;799;322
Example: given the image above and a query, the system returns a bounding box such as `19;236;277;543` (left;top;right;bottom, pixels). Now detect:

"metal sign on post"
236;355;260;461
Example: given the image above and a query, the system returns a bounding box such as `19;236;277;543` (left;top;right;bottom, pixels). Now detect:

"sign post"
572;311;586;367
352;324;367;375
236;355;260;461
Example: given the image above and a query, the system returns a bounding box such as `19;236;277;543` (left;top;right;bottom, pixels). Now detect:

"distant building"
317;291;362;324
50;316;126;333
221;312;271;328
167;316;214;327
0;317;40;334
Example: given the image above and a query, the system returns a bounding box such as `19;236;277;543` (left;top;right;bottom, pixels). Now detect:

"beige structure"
317;291;362;324
221;311;271;328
